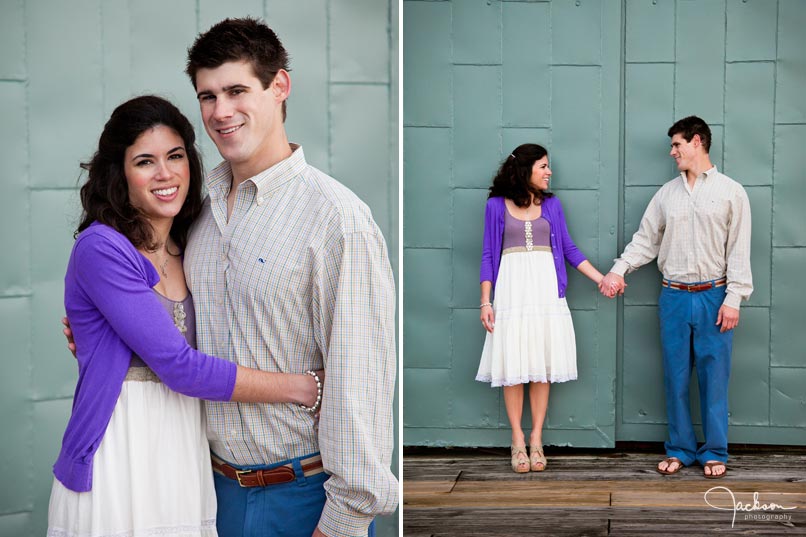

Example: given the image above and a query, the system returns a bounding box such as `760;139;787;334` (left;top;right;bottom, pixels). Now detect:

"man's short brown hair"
668;115;712;153
186;17;290;120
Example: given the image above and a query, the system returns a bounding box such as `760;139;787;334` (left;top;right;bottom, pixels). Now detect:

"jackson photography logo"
703;486;797;528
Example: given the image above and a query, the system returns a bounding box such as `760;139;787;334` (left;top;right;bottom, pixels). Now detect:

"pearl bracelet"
299;370;323;414
480;302;492;309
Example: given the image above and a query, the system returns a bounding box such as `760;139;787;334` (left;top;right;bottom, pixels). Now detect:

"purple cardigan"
480;196;587;298
53;222;237;492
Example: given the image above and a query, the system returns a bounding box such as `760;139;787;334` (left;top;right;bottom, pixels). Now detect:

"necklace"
143;241;174;279
159;256;169;278
148;246;170;278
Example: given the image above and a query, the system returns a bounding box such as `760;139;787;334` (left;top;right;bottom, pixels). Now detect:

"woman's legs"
528;382;550;471
503;384;530;472
528;381;550;446
503;384;526;446
504;382;551;472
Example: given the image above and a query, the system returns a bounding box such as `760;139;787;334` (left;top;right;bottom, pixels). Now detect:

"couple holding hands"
476;116;752;480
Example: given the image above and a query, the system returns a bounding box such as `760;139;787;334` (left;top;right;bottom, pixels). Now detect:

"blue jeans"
213;452;376;537
658;284;733;466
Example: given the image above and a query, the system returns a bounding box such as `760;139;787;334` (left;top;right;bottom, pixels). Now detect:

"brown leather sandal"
703;461;727;479
511;445;530;473
656;457;684;475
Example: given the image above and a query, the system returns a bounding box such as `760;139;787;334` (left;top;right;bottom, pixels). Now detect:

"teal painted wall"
0;1;398;535
403;0;806;449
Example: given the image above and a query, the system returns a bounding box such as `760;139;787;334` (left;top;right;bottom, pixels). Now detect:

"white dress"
47;294;218;537
476;212;578;387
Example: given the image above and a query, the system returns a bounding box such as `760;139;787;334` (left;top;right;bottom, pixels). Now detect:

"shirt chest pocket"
229;246;310;301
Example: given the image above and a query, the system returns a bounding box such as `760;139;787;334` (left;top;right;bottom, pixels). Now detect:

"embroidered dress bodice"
502;209;551;253
129;291;196;370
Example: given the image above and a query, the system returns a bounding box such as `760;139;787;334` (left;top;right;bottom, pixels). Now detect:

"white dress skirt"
47;372;217;537
476;248;578;387
47;294;218;537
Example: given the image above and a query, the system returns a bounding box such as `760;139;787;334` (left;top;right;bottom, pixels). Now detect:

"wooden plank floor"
404;448;806;536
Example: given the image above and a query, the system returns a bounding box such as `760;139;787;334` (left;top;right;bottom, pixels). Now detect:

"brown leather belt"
211;453;324;487
662;277;726;293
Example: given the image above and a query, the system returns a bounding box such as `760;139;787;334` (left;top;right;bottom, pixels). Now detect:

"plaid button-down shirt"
611;167;753;309
184;146;398;536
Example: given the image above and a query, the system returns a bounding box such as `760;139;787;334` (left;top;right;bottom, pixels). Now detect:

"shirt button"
257;196;264;204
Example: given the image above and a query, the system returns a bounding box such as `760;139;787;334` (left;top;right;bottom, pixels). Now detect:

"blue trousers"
213;452;376;537
658;284;733;466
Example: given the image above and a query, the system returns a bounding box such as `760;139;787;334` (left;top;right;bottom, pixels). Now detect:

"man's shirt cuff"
722;292;742;310
318;498;374;537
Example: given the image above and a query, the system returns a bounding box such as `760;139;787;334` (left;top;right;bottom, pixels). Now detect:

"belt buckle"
235;468;255;487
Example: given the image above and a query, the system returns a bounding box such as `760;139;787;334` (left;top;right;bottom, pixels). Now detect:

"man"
181;18;397;536
600;116;752;479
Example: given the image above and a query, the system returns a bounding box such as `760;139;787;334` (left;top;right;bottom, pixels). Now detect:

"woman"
476;144;606;473
48;96;322;536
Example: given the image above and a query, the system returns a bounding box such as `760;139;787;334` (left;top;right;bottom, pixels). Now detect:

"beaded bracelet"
480;302;492;309
299;370;323;414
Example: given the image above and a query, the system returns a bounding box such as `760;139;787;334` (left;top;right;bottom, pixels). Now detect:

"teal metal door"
404;0;806;448
404;0;623;448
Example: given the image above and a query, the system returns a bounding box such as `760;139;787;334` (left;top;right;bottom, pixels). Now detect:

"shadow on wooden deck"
403;445;806;536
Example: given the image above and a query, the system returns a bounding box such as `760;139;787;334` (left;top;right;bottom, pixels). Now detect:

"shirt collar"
679;165;718;184
206;143;307;200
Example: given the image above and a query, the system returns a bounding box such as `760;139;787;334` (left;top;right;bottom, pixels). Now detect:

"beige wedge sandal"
530;445;547;472
511;445;530;473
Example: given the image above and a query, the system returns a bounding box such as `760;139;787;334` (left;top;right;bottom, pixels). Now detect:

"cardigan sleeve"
480;199;497;283
72;231;237;401
554;197;587;268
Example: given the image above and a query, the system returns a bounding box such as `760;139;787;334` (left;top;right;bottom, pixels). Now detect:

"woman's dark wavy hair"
76;95;203;252
488;143;553;206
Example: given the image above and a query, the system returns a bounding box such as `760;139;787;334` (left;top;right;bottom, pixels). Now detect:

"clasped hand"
598;272;626;298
